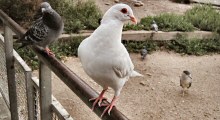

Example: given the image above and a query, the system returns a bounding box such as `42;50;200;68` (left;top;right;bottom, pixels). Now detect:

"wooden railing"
0;9;128;120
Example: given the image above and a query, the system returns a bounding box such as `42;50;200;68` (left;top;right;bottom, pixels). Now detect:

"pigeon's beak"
129;15;137;24
41;8;46;13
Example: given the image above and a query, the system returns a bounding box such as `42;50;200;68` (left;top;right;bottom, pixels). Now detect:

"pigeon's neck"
43;12;63;30
96;19;124;44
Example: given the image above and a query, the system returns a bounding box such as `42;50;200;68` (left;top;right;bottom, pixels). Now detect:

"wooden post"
4;25;19;120
39;61;52;120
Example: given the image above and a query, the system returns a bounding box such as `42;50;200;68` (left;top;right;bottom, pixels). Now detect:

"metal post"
39;61;52;120
4;25;19;120
25;71;34;120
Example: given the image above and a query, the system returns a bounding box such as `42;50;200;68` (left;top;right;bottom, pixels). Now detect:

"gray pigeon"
140;46;147;60
151;20;158;32
17;2;64;55
180;70;192;96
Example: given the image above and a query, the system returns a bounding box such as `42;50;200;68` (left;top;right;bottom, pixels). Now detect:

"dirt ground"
33;1;220;120
42;51;220;120
95;0;192;20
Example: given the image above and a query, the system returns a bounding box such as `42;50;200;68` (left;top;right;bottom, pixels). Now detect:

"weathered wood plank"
59;31;214;41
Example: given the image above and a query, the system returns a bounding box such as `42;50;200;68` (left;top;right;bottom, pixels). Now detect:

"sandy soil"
33;1;219;120
42;51;220;120
95;0;192;20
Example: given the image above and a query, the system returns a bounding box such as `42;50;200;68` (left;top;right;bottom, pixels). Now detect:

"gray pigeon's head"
183;70;192;79
40;2;51;9
42;8;63;30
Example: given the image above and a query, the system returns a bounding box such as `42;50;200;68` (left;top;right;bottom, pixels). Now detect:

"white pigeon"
16;2;64;56
180;70;192;96
78;3;142;117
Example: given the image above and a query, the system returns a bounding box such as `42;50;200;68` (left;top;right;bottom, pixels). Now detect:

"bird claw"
45;48;55;56
100;103;109;107
89;97;107;110
100;104;114;118
98;97;107;107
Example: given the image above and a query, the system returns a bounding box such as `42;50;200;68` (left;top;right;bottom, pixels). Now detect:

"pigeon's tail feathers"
131;71;143;77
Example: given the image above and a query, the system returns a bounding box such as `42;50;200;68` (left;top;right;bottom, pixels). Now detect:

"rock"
134;1;144;7
146;73;152;76
105;3;110;5
140;81;146;86
115;0;120;3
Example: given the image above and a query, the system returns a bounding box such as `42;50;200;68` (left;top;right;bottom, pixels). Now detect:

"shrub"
16;36;83;69
166;34;220;55
153;13;194;32
123;23;144;31
185;5;220;32
0;0;101;33
0;0;42;26
125;13;195;32
48;0;102;33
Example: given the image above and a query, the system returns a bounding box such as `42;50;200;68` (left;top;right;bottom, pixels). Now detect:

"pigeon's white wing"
112;55;132;78
112;45;142;78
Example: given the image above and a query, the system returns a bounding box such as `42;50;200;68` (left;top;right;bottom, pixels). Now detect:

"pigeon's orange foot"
89;97;107;109
45;47;55;56
100;96;117;118
89;89;107;110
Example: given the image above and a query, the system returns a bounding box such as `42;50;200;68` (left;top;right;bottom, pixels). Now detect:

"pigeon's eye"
120;8;128;14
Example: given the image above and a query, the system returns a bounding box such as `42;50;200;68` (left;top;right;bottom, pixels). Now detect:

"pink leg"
45;47;55;56
89;88;108;111
100;96;118;118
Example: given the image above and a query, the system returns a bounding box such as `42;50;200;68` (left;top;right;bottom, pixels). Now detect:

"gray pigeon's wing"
17;18;48;48
188;81;192;88
141;49;147;57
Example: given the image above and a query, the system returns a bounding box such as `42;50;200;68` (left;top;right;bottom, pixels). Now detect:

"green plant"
185;5;220;32
123;23;144;31
123;40;158;53
50;37;83;58
0;0;42;26
48;0;102;33
15;37;83;69
0;0;101;33
153;13;194;32
166;34;220;55
125;13;195;32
